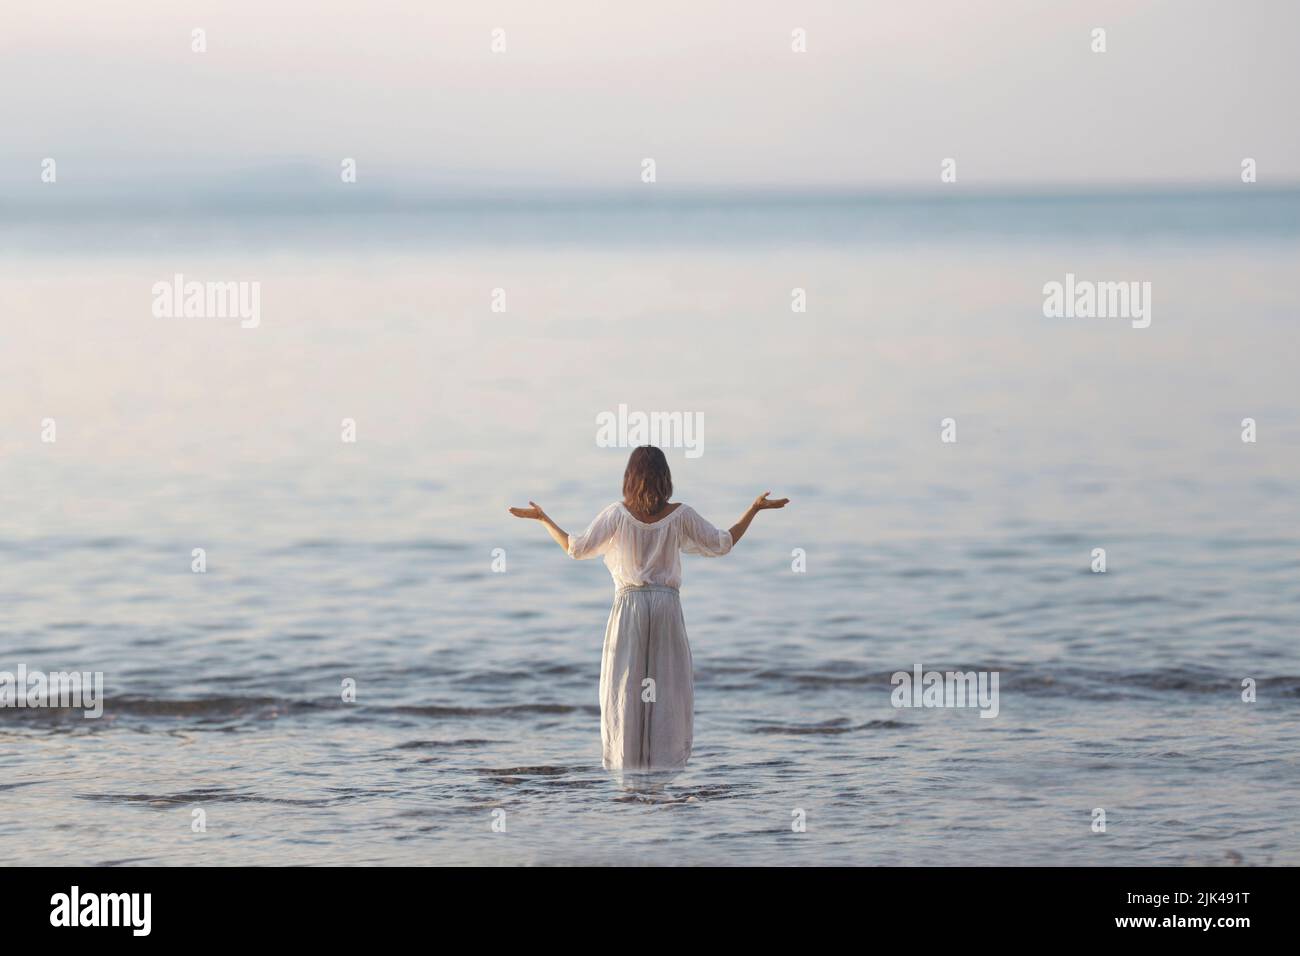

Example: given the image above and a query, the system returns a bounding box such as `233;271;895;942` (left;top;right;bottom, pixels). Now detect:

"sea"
1;188;1297;864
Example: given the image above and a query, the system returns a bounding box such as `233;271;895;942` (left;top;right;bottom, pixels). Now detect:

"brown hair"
622;446;673;518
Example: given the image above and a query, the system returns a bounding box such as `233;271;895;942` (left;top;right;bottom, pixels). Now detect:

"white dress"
568;502;733;770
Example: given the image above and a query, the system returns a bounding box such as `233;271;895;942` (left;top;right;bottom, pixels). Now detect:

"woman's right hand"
510;501;571;553
509;501;548;521
752;492;790;511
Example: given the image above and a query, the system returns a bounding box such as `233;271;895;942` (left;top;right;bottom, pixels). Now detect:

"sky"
1;0;1298;195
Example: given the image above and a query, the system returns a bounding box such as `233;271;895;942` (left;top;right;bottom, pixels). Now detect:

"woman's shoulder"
662;502;691;524
614;501;689;525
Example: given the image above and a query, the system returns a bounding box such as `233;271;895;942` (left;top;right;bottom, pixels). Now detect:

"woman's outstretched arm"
728;492;790;545
508;501;570;553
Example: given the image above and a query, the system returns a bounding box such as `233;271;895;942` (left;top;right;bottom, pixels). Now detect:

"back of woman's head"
622;446;673;516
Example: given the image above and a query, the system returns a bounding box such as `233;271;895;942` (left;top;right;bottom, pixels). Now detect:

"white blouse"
568;502;733;589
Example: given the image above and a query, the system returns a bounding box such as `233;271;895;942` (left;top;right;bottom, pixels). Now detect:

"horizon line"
4;180;1299;212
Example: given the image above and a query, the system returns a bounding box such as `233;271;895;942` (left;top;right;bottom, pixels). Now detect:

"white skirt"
600;584;694;770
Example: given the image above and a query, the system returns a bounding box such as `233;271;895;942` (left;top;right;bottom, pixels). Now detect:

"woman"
510;446;788;771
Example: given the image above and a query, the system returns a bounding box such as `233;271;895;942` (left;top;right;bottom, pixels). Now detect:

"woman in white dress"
510;446;788;771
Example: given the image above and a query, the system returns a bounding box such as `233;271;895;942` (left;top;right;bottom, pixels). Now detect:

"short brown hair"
622;446;673;517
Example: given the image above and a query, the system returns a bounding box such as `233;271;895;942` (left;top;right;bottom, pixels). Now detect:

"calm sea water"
2;192;1298;865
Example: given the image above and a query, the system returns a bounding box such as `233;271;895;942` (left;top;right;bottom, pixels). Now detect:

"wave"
740;665;1300;699
2;666;1294;733
750;717;909;735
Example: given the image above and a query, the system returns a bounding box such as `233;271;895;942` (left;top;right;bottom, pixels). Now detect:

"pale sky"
2;0;1298;193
